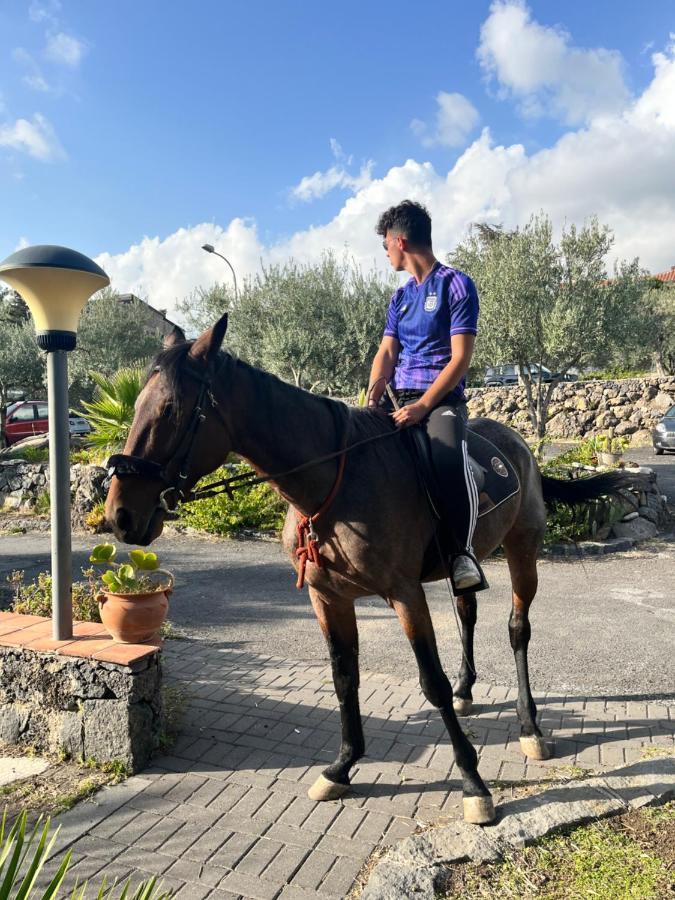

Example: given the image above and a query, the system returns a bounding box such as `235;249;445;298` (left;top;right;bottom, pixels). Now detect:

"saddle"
407;421;520;578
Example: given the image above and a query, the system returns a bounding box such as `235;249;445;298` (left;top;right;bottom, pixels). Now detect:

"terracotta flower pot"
97;577;172;644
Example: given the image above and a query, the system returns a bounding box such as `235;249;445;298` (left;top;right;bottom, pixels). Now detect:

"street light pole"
201;244;238;301
0;246;109;640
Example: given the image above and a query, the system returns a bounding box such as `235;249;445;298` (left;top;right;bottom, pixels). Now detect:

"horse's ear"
163;324;186;349
189;312;228;366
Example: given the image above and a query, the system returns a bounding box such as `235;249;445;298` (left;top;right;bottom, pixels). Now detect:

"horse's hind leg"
391;586;495;825
453;591;477;716
503;534;551;761
307;587;365;801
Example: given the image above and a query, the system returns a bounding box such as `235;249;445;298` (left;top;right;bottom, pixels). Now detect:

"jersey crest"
424;292;438;313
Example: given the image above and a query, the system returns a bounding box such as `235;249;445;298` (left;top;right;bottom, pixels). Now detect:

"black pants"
388;390;477;555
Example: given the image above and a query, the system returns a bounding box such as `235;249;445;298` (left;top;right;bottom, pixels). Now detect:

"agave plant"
0;808;173;898
80;367;145;454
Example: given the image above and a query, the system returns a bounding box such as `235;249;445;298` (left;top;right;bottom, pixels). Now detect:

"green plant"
595;433;630;455
90;544;172;595
178;463;287;536
5;446;49;463
0;807;173;898
85;501;107;532
80;367;145;454
8;569;101;622
33;492;50;515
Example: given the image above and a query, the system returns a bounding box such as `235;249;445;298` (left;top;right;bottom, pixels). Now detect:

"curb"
361;757;675;900
544;530;675;558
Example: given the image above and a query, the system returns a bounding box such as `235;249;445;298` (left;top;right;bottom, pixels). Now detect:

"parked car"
3;400;91;446
652;404;675;455
483;364;554;387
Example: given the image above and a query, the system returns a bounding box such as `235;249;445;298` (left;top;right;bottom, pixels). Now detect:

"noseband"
107;362;222;515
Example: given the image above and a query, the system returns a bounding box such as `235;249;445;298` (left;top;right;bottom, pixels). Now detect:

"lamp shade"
0;245;109;350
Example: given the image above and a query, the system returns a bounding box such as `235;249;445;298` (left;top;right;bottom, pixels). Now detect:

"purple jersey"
383;262;478;400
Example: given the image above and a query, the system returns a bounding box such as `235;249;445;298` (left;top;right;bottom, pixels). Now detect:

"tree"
450;214;648;438
178;252;395;396
80;367;145;455
629;280;675;376
0;322;45;445
69;288;165;406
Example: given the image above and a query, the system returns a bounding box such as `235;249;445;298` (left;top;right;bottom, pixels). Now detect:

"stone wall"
0;461;108;524
466;376;675;443
0;646;162;772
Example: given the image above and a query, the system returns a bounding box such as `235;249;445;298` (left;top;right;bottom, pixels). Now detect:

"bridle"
107;360;226;516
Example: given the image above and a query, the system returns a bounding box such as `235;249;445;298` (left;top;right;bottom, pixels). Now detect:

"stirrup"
448;552;489;597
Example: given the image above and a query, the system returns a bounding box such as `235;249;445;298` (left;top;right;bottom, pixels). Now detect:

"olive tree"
178;252;394;396
0;322;45;445
450;215;647;438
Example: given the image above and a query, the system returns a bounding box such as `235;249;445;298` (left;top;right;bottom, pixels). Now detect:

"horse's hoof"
463;795;496;825
453;697;473;716
307;774;349;802
520;735;551;760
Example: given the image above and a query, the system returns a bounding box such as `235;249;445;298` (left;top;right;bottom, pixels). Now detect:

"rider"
367;199;487;594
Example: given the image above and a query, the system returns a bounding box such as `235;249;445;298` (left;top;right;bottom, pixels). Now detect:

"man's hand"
391;400;429;428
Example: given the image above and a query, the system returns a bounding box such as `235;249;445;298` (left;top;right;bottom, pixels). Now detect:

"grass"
437;801;675;899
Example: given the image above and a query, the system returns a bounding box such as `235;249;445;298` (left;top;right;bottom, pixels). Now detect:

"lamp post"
0;246;109;640
201;244;238;301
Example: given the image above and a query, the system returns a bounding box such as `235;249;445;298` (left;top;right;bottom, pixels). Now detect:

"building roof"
653;265;675;283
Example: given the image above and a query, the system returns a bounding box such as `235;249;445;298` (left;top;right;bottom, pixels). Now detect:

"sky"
1;0;674;322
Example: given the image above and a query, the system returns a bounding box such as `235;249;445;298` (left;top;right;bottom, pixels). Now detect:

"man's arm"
367;336;400;407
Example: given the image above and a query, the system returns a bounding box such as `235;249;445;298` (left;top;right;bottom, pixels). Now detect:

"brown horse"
105;313;635;825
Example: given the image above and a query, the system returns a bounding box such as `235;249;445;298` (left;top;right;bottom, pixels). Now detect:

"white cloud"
0;113;65;161
411;91;480;147
29;0;61;25
478;0;630;124
97;41;675;323
289;140;374;203
45;31;85;67
12;48;54;93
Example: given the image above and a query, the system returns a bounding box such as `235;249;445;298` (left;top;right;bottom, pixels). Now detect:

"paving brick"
164;857;224;889
315;833;374;862
265;822;320;849
158;821;211;858
182;826;232;863
326;806;367;839
89;806;143;839
235;837;284;876
319;856;364;897
220;870;283;900
107;812;163;846
136;816;185;852
210;831;259;869
300;801;341;833
290;849;337;890
261;844;309;883
113;847;175;875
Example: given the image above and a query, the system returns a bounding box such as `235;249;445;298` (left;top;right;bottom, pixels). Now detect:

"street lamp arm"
201;244;238;301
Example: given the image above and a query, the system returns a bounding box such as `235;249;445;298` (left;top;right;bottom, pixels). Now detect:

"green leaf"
90;544;116;564
128;550;159;571
117;564;135;582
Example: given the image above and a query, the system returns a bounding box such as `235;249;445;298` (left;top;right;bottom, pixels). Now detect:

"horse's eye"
162;405;173;419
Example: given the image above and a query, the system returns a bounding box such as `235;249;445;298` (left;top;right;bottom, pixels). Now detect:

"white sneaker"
452;555;482;590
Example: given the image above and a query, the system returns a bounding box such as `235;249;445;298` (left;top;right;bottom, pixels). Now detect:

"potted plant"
90;543;173;643
594;432;630;467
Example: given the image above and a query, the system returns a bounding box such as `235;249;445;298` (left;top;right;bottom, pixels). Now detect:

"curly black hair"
376;200;432;248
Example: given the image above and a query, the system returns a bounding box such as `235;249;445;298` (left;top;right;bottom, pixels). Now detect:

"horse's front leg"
307;586;365;801
453;591;477;716
391;585;496;825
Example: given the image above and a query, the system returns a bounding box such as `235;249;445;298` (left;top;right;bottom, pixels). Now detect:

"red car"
3;400;91;446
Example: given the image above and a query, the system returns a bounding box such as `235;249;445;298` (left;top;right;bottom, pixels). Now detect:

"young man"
368;199;486;593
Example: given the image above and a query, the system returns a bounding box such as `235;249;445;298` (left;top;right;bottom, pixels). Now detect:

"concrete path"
35;638;673;899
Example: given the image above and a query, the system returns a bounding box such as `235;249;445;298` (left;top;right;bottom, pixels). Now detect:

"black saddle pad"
414;426;520;580
466;429;520;518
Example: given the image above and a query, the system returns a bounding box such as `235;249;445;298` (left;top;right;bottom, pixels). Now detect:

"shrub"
84;501;107;532
4;446;49;463
179;463;287;536
8;569;101;622
34;491;50;515
0;807;172;898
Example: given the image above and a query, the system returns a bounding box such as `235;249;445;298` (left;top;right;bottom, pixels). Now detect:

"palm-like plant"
81;367;145;454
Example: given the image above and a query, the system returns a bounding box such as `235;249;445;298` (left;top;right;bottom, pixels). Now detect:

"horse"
105;313;636;825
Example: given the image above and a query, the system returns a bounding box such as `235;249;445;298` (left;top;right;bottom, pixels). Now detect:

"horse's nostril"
115;507;132;533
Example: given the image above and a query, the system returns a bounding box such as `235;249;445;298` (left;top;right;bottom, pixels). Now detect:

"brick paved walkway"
42;639;674;900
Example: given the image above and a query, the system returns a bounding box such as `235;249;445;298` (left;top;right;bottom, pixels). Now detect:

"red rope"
294;451;347;590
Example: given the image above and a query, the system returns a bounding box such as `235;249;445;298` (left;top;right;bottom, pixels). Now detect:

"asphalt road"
1;449;673;701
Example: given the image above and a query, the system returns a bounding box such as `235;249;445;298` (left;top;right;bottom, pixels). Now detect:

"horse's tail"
540;470;648;506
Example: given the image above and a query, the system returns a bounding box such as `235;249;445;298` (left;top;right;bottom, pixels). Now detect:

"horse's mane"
147;339;393;442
